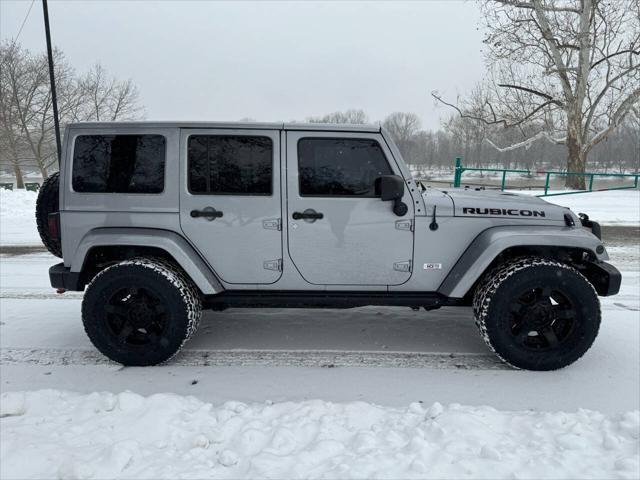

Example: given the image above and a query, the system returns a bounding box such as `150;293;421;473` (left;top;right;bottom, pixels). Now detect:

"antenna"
42;0;61;166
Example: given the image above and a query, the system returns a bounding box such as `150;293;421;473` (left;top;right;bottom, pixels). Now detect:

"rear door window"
297;138;392;196
72;134;166;193
187;135;272;195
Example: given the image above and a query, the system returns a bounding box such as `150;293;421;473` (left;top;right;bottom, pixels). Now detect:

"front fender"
438;225;608;298
71;228;223;294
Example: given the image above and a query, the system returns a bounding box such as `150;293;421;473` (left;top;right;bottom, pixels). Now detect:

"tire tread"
472;256;601;370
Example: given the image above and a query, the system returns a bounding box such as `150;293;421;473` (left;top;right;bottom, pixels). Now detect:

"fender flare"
437;225;608;298
71;227;223;294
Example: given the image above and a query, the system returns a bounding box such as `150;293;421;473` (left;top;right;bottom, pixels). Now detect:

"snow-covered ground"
519;190;640;226
0;189;39;246
2;390;638;479
1;188;638;478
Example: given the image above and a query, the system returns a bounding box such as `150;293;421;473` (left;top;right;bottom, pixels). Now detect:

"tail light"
48;212;60;240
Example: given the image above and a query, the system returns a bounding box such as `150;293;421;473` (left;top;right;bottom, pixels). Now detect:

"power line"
14;0;36;44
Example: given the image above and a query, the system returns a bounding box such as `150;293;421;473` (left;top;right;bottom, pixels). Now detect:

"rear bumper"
49;263;83;291
583;261;621;297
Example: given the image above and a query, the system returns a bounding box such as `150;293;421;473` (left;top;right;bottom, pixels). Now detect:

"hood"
441;188;573;223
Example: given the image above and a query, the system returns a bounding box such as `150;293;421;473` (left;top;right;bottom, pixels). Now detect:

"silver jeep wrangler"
36;121;621;370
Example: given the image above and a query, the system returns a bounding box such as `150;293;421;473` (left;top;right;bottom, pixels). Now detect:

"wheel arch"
71;228;223;294
438;225;608;299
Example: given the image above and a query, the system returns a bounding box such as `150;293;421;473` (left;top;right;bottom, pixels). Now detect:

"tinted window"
188;136;272;195
298;138;392;196
72;135;166;193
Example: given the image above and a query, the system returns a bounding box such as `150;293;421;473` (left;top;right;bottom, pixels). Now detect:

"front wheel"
82;258;202;366
473;257;601;371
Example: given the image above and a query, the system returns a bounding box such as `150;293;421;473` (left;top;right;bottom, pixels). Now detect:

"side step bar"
203;291;458;310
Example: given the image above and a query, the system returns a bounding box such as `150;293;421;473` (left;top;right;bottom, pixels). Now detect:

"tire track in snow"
0;293;83;300
0;347;506;369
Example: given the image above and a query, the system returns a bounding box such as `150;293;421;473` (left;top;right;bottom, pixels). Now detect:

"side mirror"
376;175;408;216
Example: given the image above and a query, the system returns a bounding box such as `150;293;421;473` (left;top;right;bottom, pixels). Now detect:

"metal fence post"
453;157;462;188
544;172;550;196
501;170;507;191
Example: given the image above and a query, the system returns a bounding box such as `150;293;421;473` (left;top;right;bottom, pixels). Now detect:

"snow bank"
525;190;640;226
1;390;638;479
0;189;40;246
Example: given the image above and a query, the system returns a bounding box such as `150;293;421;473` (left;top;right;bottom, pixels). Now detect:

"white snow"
522;190;640;226
1;390;638;480
0;189;40;246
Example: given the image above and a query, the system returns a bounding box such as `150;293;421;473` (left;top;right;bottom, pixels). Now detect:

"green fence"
452;157;639;197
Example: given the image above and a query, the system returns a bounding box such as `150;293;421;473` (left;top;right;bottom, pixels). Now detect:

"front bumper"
49;263;84;291
583;261;622;296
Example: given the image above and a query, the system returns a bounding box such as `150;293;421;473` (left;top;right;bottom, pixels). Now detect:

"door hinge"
262;218;281;231
395;219;414;232
263;259;282;272
393;260;412;272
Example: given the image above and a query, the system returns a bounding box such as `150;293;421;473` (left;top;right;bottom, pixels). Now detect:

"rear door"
286;131;414;286
179;129;282;284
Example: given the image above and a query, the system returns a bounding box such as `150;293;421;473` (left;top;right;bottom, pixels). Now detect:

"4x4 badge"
395;219;413;231
263;259;282;271
393;261;412;272
262;218;281;231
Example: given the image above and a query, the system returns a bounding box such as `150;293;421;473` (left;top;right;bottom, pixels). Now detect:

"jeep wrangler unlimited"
37;121;621;370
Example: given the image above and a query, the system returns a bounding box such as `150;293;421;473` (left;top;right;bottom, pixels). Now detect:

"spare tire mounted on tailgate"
35;171;62;258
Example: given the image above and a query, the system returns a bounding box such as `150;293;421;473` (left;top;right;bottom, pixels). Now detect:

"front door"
286;131;414;286
180;129;282;284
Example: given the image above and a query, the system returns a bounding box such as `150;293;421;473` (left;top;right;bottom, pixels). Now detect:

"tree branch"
485;130;567;152
591;49;640;70
492;0;581;14
531;0;575;101
584;86;640;155
497;83;564;105
432;91;557;129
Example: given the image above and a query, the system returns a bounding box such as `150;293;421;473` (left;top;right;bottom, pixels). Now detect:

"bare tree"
382;112;422;160
382;112;421;142
76;64;142;122
434;0;640;188
0;41;143;184
307;109;369;124
0;43;29;187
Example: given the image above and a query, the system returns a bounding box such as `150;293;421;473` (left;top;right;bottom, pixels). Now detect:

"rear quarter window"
72;134;166;193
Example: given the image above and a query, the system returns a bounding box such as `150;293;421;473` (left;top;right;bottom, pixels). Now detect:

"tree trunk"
13;162;25;189
565;126;587;190
38;163;48;180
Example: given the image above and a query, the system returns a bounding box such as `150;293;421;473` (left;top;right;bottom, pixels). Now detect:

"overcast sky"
1;0;485;130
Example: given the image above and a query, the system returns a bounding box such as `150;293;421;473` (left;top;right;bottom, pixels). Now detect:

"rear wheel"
82;257;202;366
473;257;600;371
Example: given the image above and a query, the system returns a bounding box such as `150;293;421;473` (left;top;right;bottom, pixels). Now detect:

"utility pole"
42;0;62;166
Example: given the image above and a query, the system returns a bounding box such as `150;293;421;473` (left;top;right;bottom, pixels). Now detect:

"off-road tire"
82;257;202;366
35;172;62;258
473;257;601;371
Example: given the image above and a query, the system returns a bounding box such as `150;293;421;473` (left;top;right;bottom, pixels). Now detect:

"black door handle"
292;210;324;220
191;208;223;220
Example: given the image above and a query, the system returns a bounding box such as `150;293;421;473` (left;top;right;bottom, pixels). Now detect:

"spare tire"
35;172;62;258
